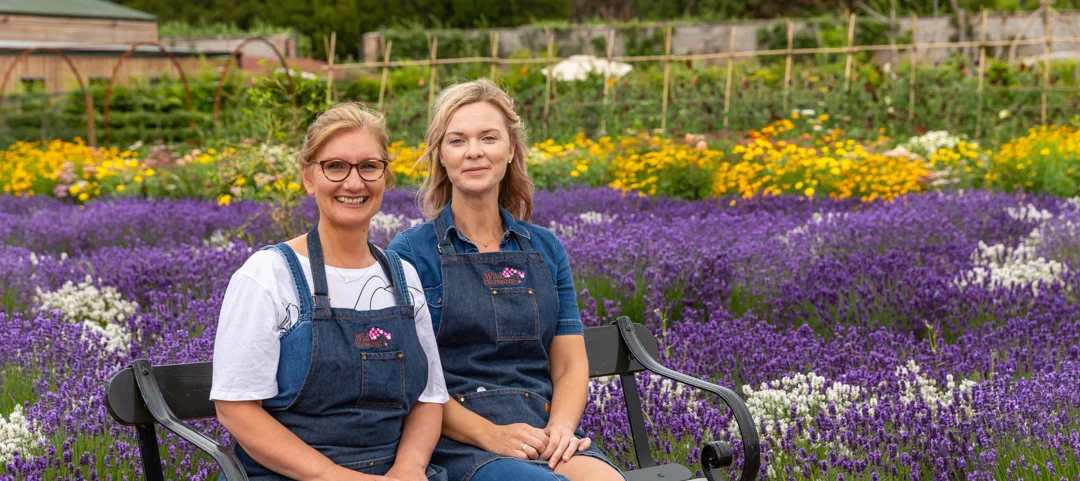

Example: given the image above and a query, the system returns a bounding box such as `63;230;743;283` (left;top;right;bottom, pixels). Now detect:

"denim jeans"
471;459;571;481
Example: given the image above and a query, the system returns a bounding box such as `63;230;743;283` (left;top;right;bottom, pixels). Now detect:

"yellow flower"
144;168;156;177
78;192;89;201
116;185;125;192
287;182;301;192
217;194;232;206
234;178;247;186
1040;148;1050;156
570;170;580;178
134;175;144;183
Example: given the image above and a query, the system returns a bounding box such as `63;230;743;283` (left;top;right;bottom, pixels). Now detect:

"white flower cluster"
1006;204;1054;223
370;212;405;234
896;130;974;157
739;371;870;440
1066;197;1080;211
956;204;1068;295
202;229;239;251
80;320;134;354
36;276;137;354
547;211;618;238
735;362;979;450
25;251;68;267
0;405;43;465
578;211;617;225
890;360;977;415
777;211;849;247
368;213;424;236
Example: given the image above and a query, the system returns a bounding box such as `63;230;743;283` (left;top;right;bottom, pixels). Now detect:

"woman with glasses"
388;80;624;481
212;102;448;481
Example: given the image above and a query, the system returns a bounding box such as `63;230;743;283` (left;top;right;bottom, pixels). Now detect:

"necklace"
331;265;364;283
325;252;375;284
460;224;502;248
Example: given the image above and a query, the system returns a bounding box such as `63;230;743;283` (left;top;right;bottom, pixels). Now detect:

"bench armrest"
132;360;249;481
614;317;760;481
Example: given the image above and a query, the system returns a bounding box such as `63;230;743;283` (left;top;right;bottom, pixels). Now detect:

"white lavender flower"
739;371;869;441
36;276;138;354
370;212;406;234
1006;204;1053;223
955;205;1069;295
0;405;43;465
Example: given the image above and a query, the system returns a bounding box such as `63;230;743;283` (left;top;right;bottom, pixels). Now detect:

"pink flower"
385;333;392;340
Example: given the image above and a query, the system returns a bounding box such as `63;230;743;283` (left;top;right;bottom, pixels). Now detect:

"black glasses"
317;159;389;182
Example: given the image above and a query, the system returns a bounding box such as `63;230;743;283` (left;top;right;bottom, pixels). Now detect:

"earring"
508;159;512;164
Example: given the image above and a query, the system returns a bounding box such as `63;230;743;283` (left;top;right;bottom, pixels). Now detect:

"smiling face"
302;127;387;231
440;101;514;199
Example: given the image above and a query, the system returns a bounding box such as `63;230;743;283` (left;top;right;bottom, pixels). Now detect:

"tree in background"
116;0;568;61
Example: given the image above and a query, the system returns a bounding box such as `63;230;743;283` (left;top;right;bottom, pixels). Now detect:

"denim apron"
233;226;447;481
430;215;620;481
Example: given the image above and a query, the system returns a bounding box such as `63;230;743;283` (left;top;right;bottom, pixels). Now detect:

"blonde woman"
212;102;448;481
388;80;624;481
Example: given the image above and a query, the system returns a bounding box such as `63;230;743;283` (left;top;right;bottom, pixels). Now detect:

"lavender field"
2;188;1079;481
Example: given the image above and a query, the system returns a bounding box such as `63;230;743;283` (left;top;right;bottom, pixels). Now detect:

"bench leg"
136;424;166;481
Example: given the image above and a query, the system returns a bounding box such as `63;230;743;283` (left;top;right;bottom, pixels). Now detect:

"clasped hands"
485;423;591;469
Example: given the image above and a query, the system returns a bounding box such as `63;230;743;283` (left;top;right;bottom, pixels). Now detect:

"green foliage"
159;19;313;57
3;54;1080;154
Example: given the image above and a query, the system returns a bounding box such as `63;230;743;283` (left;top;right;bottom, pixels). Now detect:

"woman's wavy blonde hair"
297;101;395;188
417;78;534;221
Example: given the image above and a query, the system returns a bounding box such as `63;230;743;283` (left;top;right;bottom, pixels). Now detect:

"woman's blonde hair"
298;101;395;187
417;78;534;220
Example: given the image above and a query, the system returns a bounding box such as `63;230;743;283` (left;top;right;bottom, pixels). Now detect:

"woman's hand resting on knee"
481;423;550;461
540;424;592;469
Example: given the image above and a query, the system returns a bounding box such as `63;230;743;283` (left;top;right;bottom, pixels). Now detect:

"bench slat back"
106;323;660;424
583;323;658;377
107;361;216;425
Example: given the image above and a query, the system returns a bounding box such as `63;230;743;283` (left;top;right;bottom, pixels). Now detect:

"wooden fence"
335;6;1080;138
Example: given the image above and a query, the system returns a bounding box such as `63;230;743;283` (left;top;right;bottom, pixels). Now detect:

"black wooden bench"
106;316;760;481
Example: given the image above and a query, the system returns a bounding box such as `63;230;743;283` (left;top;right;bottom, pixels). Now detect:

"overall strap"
261;244;314;322
305;225;332;310
514;230;537;253
373;245;413;307
433;212;457;256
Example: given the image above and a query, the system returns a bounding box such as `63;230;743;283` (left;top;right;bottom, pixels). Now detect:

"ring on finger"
522;443;529;452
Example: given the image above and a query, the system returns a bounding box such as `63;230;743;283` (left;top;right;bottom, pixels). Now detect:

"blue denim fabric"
388;205;584;337
388;209;622;481
230;227;446;481
470;460;570;481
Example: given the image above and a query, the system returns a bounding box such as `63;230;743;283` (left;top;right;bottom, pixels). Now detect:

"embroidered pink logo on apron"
355;326;392;348
483;267;526;286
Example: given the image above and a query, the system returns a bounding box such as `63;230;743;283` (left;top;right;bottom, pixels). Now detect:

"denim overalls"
233;226;447;481
429;214;619;481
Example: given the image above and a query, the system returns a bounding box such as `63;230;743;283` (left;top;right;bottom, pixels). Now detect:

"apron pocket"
490;287;540;341
356;350;405;409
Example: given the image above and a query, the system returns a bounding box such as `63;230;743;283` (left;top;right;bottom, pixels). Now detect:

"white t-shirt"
210;248;449;404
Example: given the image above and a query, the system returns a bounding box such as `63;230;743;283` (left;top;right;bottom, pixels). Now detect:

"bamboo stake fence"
337;17;1080;134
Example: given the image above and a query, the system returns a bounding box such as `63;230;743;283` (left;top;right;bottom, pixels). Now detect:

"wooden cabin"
0;0;232;95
